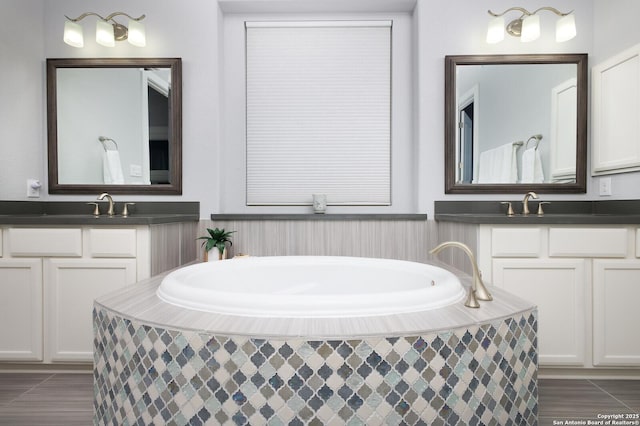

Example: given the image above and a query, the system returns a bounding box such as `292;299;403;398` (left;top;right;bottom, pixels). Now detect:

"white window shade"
246;21;392;206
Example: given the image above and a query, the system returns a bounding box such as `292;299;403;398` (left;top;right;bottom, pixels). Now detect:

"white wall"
0;1;45;200
38;0;222;214
591;0;640;201
220;12;414;213
3;0;640;218
415;0;593;212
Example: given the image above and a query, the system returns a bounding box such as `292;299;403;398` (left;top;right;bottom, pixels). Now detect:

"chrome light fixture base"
487;6;576;44
505;18;523;37
63;12;146;48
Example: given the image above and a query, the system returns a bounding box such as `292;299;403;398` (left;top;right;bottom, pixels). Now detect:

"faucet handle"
122;203;136;217
500;202;515;217
87;202;100;217
537;201;550;216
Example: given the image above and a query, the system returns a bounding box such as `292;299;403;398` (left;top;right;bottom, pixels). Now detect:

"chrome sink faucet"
522;191;538;216
430;241;493;308
97;192;115;216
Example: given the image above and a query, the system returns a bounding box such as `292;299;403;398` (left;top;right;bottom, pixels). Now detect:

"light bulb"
486;16;505;44
127;19;146;47
96;20;115;47
556;13;576;42
63;20;84;48
521;14;540;42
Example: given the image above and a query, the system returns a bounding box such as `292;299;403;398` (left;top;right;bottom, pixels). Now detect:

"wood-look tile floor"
0;374;638;425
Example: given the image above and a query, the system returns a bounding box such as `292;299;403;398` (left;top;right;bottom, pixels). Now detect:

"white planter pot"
205;247;227;262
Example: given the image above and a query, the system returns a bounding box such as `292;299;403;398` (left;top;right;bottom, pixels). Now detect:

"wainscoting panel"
199;219;439;264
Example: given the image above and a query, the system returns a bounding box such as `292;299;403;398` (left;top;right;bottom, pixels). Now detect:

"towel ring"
98;136;119;152
525;134;543;150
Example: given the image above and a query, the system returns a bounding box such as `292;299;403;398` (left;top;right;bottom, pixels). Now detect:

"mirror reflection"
47;58;182;195
444;54;587;194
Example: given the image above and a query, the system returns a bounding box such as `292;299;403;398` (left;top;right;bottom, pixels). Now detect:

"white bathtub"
157;256;466;318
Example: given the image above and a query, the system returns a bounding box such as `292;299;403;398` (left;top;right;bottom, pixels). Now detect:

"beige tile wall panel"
200;219;433;264
150;224;181;276
433;221;478;275
8;228;82;257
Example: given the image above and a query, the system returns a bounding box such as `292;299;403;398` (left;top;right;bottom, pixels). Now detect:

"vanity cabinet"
0;226;151;363
45;258;137;361
492;258;587;365
593;259;640;366
0;258;42;361
478;225;640;369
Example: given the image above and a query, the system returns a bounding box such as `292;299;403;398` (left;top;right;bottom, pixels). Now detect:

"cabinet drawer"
88;228;137;258
549;228;628;257
8;228;82;257
491;227;542;257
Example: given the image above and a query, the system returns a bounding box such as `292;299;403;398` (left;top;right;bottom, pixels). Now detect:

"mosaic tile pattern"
93;308;538;425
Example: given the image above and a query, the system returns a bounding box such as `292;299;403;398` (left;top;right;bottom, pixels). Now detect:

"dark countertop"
211;214;428;221
435;200;640;225
0;214;199;225
434;213;640;225
0;201;199;225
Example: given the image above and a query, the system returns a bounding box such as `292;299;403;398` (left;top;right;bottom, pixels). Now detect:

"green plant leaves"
197;228;235;254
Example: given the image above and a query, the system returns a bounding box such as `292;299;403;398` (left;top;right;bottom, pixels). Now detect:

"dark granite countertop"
435;200;640;225
0;201;199;225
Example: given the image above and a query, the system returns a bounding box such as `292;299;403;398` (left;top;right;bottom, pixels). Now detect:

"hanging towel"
103;150;125;184
477;143;518;183
521;147;545;183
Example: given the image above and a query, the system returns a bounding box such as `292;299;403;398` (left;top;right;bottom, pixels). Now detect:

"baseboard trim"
0;363;92;374
540;367;640;380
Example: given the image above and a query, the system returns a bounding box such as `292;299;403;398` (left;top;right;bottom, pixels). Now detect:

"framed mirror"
47;57;182;194
444;54;587;194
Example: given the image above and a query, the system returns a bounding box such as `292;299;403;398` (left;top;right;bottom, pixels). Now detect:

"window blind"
245;21;392;205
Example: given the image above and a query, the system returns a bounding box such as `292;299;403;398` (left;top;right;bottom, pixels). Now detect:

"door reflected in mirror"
445;54;587;194
47;58;182;195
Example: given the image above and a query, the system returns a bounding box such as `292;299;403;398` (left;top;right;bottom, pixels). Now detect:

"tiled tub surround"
93;267;538;425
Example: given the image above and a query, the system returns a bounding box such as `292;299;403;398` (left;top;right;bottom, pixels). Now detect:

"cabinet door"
493;259;587;366
0;259;42;361
44;259;136;362
593;260;640;366
592;43;640;175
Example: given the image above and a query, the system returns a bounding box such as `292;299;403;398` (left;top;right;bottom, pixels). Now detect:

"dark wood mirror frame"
444;53;588;194
47;57;182;195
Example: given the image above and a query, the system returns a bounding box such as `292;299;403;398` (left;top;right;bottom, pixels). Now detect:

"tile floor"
0;374;638;425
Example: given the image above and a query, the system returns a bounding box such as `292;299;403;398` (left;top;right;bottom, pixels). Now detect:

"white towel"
521;148;544;183
103;150;124;184
477;143;518;183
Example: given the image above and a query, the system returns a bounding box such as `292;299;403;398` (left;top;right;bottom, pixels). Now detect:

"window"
245;21;392;206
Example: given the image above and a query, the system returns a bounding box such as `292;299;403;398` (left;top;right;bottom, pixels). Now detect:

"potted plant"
198;228;235;261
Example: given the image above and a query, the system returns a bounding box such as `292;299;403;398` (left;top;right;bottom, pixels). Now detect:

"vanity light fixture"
486;7;576;44
63;12;146;48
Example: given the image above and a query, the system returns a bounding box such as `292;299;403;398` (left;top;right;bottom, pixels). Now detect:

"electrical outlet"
27;179;41;198
599;177;612;196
